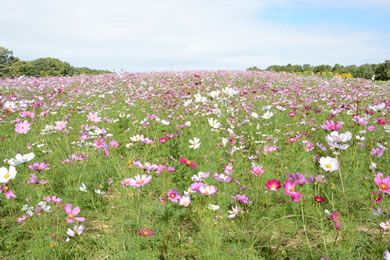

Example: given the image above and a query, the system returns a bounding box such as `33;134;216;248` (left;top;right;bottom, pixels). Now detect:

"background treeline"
0;46;110;78
247;60;390;81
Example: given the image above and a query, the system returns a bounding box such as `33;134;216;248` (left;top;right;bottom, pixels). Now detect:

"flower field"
1;71;390;259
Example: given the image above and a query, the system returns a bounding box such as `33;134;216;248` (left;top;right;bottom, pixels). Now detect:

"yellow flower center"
290;188;295;192
68;214;73;218
325;164;332;169
271;184;276;188
144;231;148;235
186;160;191;165
184;201;188;205
74;230;78;234
137;180;143;184
204;190;209;194
387;224;390;228
4;186;8;191
170;194;175;198
21;126;25;129
4;173;10;179
381;184;387;189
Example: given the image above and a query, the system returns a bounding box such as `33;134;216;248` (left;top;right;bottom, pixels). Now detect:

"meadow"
0;71;390;259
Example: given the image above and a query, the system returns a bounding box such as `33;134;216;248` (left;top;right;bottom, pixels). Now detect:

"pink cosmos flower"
28;162;49;171
374;172;390;195
87;112;101;123
167;189;181;203
250;165;264;176
20;111;35;119
214;173;232;182
0;183;16;199
321;120;343;131
190;182;205;193
331;212;341;230
44;195;62;204
159;137;168;143
66;225;85;237
227;205;241;219
283;179;303;202
199;185;217;196
122;174;152;187
232;194;252;204
54;121;67;131
138;227;155;237
94;139;106;149
353;115;368;125
265;179;281;191
15;120;31;134
179;195;191;207
372;192;383;203
179;156;199;168
109;140;119;147
64;204;85;223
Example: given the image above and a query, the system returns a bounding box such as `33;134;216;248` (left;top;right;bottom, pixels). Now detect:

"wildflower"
213;173;232;182
331;212;341;230
179;156;199;168
87;112;101;123
321;120;343;131
109;140;119;147
64;204;85;223
54;121;67;131
79;183;87;192
261;111;273;119
380;220;390;230
44;195;62;204
314;196;325;203
189;137;201;149
384;250;390;260
199;185;218;196
138;227;155;237
373;192;383;203
208;118;221;129
319;157;339;172
15;153;35;164
227;205;241;219
66;225;85;237
325;131;352;150
27;174;47;184
207;204;220;211
123;174;152;187
15;120;31;134
232;194;252;204
374;172;390;195
287;172;307;185
353;115;368;125
159;137;168;143
0;166;17;183
94;189;105;195
283;179;303;202
28;162;49;171
250;165;264;176
0;183;16;199
265;179;281;191
192;171;209;182
167;189;181;203
179;196;191;207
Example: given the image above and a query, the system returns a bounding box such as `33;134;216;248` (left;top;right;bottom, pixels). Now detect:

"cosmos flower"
321;120;343;131
15;120;31;134
0;166;17;183
122;174;152;187
168;189;181;203
283;179;303;203
87;112;101;123
374;172;390;195
0;183;16;199
66;225;85;237
319;157;339;172
179;196;191;207
179;157;199;168
189;137;201;149
265;179;281;191
64;204;85;223
138;227;155;237
54;121;67;131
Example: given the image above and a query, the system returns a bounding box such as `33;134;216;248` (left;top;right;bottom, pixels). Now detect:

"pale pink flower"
64;204;85;223
15;120;30;134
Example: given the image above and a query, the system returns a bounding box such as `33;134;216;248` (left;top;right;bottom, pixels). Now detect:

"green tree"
375;60;390;81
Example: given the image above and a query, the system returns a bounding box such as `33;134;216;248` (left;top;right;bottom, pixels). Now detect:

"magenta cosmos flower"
265;179;281;191
87;112;101;123
167;189;181;202
138;227;155;237
374;172;390;195
64;204;85;223
321;120;343;131
0;183;17;199
179;156;199;168
15;120;31;134
121;174;152;187
28;162;49;171
250;165;264;176
283;179;303;202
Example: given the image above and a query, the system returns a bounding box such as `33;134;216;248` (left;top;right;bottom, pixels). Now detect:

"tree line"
0;46;110;78
247;61;390;81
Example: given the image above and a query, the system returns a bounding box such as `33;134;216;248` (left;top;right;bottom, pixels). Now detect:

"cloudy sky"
1;0;389;72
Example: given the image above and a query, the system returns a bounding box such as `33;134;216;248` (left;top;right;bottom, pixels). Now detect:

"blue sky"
1;0;389;72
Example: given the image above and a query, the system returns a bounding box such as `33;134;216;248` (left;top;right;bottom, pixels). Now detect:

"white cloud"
0;0;388;71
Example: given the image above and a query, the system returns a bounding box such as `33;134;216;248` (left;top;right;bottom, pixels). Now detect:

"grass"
0;71;389;259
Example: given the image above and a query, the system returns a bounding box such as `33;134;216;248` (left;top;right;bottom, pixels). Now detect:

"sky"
1;0;389;72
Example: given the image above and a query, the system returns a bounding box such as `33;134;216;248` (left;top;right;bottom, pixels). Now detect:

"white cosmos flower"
325;131;352;150
95;189;105;195
207;204;220;211
251;112;259;119
261;111;274;119
222;87;238;97
79;183;87;192
15;152;35;164
189;137;201;149
208;90;220;98
319;157;339;172
208;118;221;129
0;166;17;183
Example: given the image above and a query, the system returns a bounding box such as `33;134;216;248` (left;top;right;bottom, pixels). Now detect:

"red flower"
314;195;324;203
159;137;168;143
179;157;199;168
138;227;155;237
